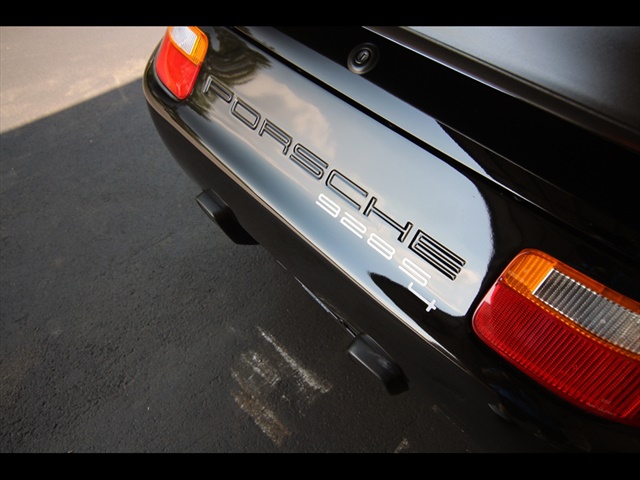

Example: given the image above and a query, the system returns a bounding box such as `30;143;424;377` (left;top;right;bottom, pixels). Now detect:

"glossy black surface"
143;26;640;451
266;27;640;260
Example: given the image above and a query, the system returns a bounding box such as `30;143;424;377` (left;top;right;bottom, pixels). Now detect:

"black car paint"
143;26;640;451
271;27;640;267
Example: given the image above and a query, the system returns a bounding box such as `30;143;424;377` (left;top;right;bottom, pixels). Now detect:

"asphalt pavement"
0;27;556;454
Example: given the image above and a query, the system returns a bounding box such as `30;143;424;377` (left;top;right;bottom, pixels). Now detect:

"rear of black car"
143;26;640;452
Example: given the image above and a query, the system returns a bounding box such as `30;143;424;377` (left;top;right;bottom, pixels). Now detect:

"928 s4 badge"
202;74;467;315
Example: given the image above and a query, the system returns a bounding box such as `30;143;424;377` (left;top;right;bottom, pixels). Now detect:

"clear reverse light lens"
169;27;207;65
473;249;640;426
155;27;208;100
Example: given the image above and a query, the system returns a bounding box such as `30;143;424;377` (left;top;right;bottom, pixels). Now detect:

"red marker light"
473;249;640;426
155;26;208;100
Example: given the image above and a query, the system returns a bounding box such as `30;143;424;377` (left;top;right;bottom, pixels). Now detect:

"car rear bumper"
143;26;640;452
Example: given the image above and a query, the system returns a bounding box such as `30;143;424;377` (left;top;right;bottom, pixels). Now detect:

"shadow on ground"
0;79;556;454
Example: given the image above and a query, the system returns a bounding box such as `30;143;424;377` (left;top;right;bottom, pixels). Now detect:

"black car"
143;26;640;452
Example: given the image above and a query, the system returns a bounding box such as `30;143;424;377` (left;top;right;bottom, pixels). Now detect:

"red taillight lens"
155;26;208;100
473;249;640;426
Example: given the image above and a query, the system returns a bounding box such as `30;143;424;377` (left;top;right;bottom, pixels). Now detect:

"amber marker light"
155;26;208;100
473;249;640;426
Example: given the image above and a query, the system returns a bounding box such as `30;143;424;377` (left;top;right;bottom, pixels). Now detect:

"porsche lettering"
203;74;465;286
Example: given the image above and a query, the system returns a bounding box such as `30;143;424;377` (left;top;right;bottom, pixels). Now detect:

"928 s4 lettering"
204;71;464;297
144;26;640;452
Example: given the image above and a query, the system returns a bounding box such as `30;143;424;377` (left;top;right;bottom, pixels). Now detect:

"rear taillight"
473;249;640;426
155;26;208;100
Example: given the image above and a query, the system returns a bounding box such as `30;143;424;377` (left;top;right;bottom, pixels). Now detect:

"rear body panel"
143;26;640;451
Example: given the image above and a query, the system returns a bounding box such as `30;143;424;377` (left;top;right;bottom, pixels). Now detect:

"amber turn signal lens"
155;26;208;100
473;249;640;426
